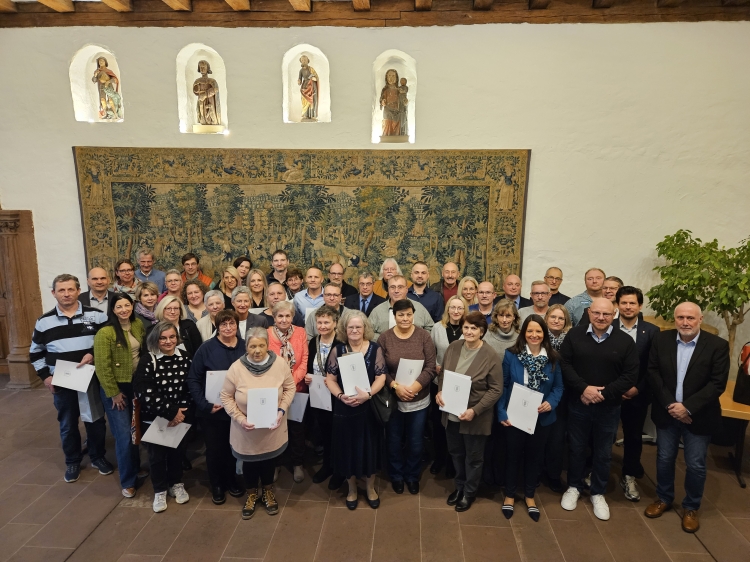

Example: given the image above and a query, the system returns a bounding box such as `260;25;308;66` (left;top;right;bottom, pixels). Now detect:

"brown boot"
644;499;672;518
682;510;699;533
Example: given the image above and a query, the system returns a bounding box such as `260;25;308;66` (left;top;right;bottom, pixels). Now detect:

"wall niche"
371;50;416;144
69;44;125;123
282;44;331;124
176;43;229;134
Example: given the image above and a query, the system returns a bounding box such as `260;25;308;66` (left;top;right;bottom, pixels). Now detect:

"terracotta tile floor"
1;385;749;562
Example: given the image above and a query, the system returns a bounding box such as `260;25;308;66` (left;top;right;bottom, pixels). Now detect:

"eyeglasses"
390;285;406;290
158;335;178;341
359;282;373;287
118;269;134;273
448;306;464;312
544;276;563;282
165;307;181;312
590;312;614;318
347;326;363;331
531;292;550;297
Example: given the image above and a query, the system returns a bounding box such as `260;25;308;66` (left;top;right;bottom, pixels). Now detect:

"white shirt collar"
525;344;547;357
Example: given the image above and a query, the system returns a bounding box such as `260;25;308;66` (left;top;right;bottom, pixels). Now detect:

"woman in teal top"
94;293;146;498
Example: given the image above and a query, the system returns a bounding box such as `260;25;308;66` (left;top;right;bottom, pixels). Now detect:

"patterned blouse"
133;350;192;423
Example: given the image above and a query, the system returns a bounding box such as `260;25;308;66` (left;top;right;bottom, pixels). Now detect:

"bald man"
560;298;639;521
79;267;116;316
644;302;729;534
502;274;532;310
293;267;325;318
430;262;461;304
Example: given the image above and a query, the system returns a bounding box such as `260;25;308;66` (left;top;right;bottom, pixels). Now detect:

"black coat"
613;318;659;396
343;293;386;317
648;329;729;435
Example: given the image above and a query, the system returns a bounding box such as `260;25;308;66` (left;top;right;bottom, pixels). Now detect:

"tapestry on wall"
73;147;531;287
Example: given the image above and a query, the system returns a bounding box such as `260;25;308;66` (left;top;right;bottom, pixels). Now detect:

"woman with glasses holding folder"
496;315;563;522
435;311;502;513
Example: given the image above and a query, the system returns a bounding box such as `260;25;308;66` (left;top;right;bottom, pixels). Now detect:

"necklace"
350;340;367;354
448;323;461;338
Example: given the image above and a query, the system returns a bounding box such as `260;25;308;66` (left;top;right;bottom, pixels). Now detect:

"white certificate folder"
309;375;332;411
142;417;192;448
439;370;472;417
337;352;371;396
244;387;279;429
205;370;228;405
395;359;424;386
51;360;96;393
506;382;544;435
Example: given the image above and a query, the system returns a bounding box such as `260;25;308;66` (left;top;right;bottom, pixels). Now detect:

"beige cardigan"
220;356;296;456
196;314;215;342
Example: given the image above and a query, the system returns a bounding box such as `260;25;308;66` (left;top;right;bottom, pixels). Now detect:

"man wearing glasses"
327;262;357;299
559;298;639;522
369;275;434;339
344;272;385;317
519;281;552;322
468;281;497;325
544;267;570;305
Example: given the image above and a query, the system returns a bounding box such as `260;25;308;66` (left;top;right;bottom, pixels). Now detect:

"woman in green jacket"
94;293;146;498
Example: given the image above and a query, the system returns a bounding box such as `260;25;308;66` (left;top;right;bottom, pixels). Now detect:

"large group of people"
29;250;730;535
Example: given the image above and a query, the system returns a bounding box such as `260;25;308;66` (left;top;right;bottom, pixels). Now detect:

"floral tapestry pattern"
74;148;530;287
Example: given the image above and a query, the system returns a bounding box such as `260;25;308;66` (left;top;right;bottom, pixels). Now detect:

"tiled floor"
1;384;749;562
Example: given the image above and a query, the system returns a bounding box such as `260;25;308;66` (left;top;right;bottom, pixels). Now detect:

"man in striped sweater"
30;274;112;483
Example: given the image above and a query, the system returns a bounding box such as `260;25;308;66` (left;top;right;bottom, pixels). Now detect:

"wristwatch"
391;382;399;390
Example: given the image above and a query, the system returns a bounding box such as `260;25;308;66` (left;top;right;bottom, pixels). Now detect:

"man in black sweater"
559;298;639;521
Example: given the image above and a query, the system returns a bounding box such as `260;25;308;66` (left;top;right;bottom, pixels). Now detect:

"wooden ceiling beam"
101;0;133;11
353;0;371;11
225;0;250;10
414;0;432;10
161;0;192;9
37;0;74;11
0;0;17;13
473;0;493;9
592;0;615;7
528;0;550;8
288;0;311;11
656;0;685;6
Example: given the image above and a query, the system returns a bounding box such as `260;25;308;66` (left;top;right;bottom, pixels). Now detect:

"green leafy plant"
647;229;750;358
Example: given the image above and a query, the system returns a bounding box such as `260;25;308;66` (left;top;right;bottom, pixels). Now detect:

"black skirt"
331;399;383;479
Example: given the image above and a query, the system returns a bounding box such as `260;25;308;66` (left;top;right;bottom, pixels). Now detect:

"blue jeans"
53;386;106;466
656;417;711;511
387;406;429;482
100;384;140;489
567;399;621;496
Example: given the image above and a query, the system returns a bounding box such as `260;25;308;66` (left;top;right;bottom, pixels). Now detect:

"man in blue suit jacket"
614;287;659;503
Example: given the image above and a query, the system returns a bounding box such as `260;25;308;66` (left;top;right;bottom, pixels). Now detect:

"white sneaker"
168;483;190;504
293;465;305;483
620;475;640;502
153;491;167;513
561;487;580;511
591;494;610;521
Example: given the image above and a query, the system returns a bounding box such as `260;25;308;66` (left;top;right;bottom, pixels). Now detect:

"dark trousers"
446;421;488;499
142;421;186;494
543;395;567;481
243;458;277;489
482;421;507;487
430;384;448;463
312;407;333;472
288;417;306;467
567;399;621;496
505;423;552;498
387;406;429;482
620;393;650;478
201;415;240;491
53;386;107;466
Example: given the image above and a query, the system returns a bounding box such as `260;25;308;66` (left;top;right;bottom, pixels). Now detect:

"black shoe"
406;481;419;495
328;474;345;490
212;487;226;505
430;460;444;475
313;466;333;484
392;481;404;494
64;464;81;483
182;458;192;471
548;478;566;494
92;458;114;476
447;489;463;506
502;503;514;519
227;484;244;498
346;497;359;510
527;504;540;522
455;495;475;512
367;494;380;509
242;490;259;520
261;487;279;515
445;463;456;479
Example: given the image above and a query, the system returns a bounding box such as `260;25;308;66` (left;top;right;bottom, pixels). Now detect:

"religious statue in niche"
379;69;409;143
91;57;123;121
192;60;223;134
298;55;319;122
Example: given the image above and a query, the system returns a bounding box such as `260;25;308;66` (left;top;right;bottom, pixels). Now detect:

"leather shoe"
547;478;566;494
406;481;419;495
445;462;456;479
447;489;463;506
430;460;444;475
682;510;700;533
227;484;245;498
346;497;358;510
367;495;380;509
455;495;475;512
211;487;226;505
313;466;333;484
644;500;672;519
392;481;404;494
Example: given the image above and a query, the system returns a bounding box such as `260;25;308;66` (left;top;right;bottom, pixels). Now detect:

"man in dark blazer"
614;287;659;502
644;302;729;534
343;272;385;317
78;267;116;317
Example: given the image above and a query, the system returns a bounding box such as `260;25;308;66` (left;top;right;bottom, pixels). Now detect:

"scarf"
135;302;157;325
273;325;296;369
517;346;549;391
240;351;277;376
549;332;566;352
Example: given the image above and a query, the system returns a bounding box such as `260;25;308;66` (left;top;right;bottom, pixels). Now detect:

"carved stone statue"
193;60;221;127
91;57;123;120
298;55;319;122
379;68;409;143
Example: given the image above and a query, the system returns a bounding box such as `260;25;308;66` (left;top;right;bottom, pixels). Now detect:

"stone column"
0;211;43;389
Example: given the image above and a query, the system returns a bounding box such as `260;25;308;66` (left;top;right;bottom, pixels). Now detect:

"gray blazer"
369;300;434;340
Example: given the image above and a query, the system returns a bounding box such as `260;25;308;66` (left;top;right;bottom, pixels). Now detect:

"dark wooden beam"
0;0;17;12
415;0;432;10
37;0;74;11
101;0;133;11
592;0;614;7
225;0;250;9
161;0;191;9
528;0;550;9
656;0;685;6
473;0;492;9
288;0;310;10
353;0;371;10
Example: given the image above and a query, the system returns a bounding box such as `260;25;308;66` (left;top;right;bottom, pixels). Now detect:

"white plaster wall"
1;23;749;361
